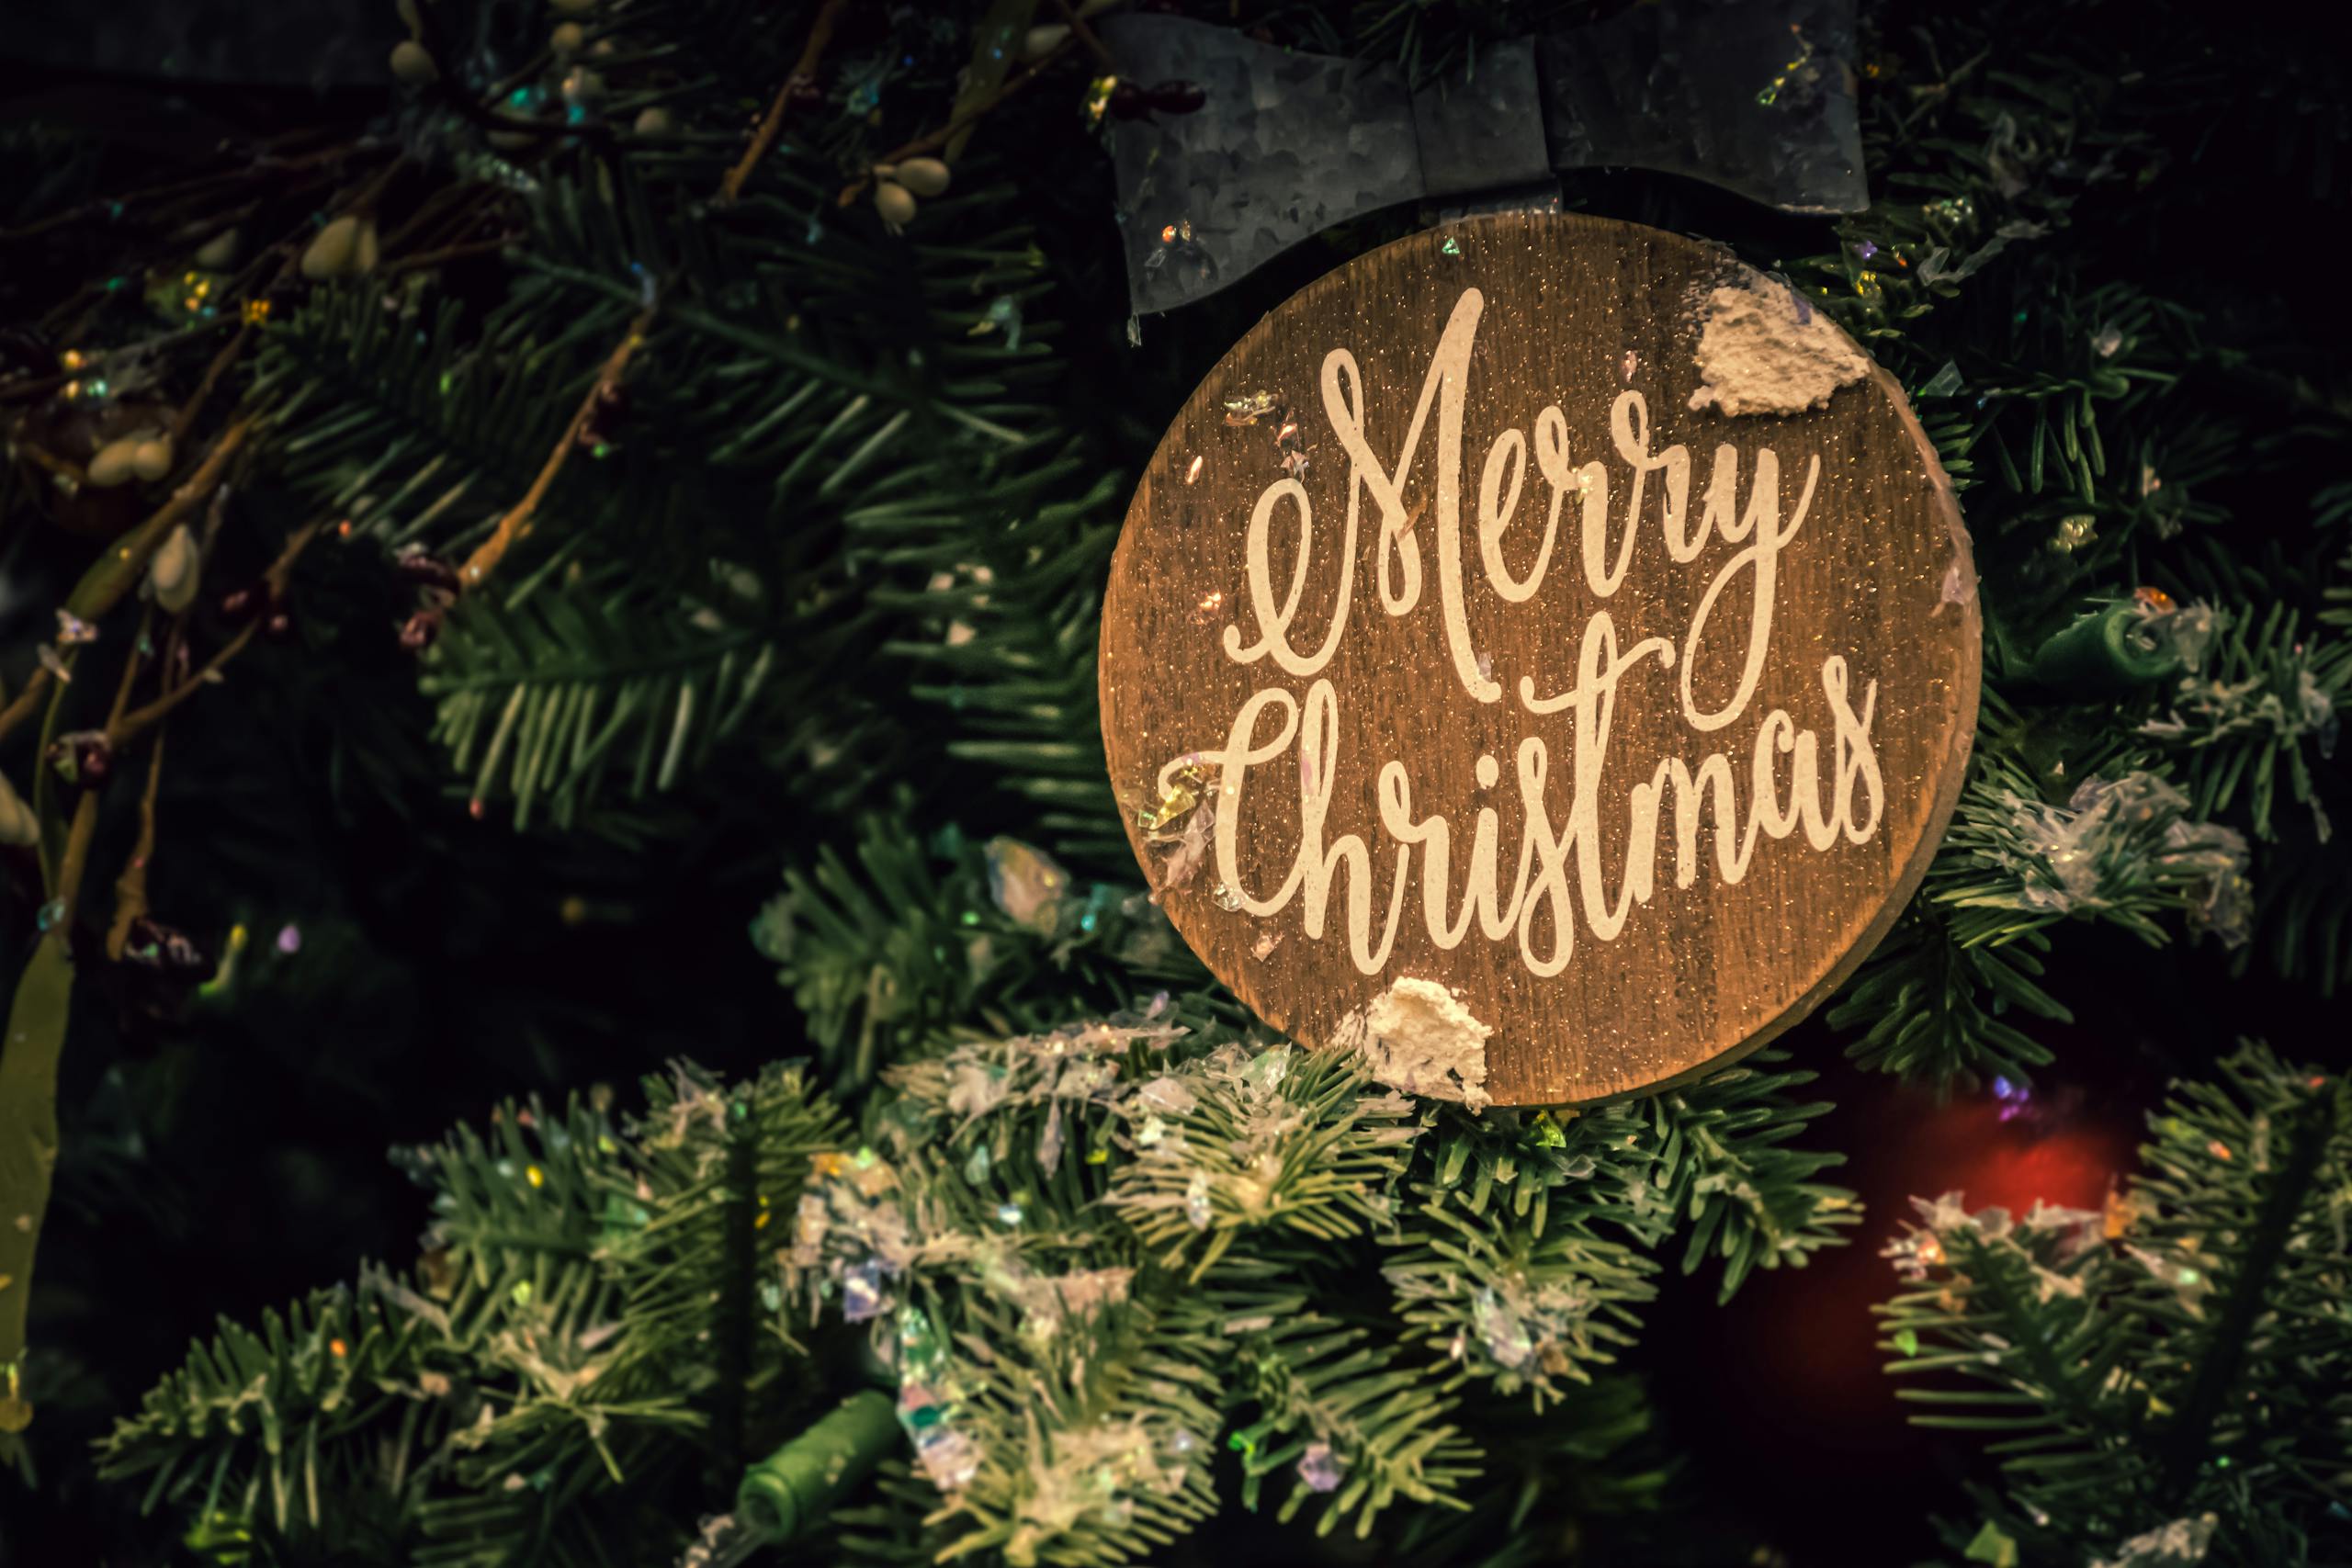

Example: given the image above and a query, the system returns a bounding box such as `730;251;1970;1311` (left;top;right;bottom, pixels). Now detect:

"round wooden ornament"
1100;212;1979;1108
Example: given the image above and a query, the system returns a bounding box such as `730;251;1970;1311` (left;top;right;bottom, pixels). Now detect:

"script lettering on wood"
1101;213;1979;1107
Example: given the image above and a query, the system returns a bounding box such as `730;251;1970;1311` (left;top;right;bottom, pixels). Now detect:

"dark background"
5;2;2348;1562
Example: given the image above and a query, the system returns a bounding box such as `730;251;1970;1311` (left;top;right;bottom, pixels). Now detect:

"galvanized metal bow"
1104;0;1867;316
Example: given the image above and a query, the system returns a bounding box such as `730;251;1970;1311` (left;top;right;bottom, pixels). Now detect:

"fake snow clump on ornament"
1686;266;1870;418
1339;977;1493;1111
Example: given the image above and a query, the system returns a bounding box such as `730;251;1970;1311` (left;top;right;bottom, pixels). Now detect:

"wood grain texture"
1100;212;1980;1106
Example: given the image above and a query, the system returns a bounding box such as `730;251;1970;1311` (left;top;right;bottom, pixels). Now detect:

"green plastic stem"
2022;601;2181;690
734;1388;899;1543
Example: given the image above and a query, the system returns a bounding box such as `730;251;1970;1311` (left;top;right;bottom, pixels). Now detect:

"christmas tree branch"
2154;1079;2339;1501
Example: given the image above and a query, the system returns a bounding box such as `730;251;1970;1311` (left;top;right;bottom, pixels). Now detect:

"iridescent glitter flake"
1296;1441;1344;1493
841;1258;890;1322
1272;407;1309;478
1136;764;1205;833
1157;795;1215;892
1917;360;1964;399
986;836;1071;934
892;1303;982;1494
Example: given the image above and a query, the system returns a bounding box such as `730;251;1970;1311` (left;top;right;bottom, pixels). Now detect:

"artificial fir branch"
2151;1078;2337;1506
1879;1045;2352;1563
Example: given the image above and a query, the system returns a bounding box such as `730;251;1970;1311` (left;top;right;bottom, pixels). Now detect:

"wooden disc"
1100;212;1979;1106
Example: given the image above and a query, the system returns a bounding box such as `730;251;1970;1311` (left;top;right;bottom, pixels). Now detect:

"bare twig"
109;517;320;744
105;732;165;961
110;624;258;742
66;418;253;622
458;308;654;591
0;140;365;245
0;417;252;747
169;322;252;446
719;0;852;206
835;43;1071;208
383;233;522;276
1046;0;1116;71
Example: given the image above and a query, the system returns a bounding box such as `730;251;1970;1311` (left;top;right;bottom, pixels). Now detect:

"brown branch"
169;323;252;447
107;517;319;745
0;140;360;244
222;153;404;306
50;787;101;936
110;624;257;742
383;233;521;276
65;417;252;622
458;308;655;592
834;43;1071;208
166;154;410;448
104;607;151;729
1046;0;1115;71
0;373;73;407
0;419;253;749
719;0;852;206
28;657;74;894
4;431;85;489
0;321;231;409
377;178;481;254
105;733;165;961
93;614;159;923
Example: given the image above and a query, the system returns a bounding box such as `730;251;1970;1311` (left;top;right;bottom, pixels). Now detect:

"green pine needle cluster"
1877;1043;2352;1566
100;1066;847;1565
100;1016;1855;1564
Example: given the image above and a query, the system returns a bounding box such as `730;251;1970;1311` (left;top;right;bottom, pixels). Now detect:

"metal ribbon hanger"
1102;0;1868;317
